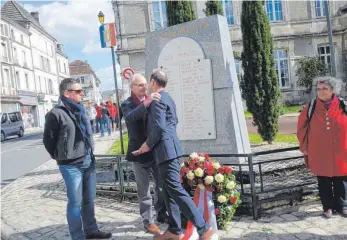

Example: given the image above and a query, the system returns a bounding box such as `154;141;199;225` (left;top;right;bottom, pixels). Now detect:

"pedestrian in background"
107;101;117;132
297;76;347;218
95;103;102;133
100;102;111;137
86;101;97;134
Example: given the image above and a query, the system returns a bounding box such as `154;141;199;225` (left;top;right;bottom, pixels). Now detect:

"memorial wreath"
180;152;241;230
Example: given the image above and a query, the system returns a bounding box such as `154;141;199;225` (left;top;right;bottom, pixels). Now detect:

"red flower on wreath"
189;163;196;170
224;166;232;174
180;167;190;177
206;166;215;176
218;168;225;174
215;208;221;215
193;158;199;164
229;196;237;204
204;154;211;160
203;161;212;169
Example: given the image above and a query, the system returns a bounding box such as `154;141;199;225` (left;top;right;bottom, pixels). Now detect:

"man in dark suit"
139;71;212;240
121;73;166;236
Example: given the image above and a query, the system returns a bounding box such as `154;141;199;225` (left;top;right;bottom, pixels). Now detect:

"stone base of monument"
232;153;318;218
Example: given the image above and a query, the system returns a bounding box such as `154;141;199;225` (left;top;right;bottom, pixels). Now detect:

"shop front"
0;96;20;113
18;90;39;128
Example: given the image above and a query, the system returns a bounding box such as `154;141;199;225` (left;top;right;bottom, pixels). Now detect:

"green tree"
204;1;223;16
167;0;195;27
240;0;280;144
296;56;328;94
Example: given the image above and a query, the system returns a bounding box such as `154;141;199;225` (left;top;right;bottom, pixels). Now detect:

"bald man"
120;74;167;236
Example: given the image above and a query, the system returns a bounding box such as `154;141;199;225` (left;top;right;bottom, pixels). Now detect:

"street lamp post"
98;11;125;154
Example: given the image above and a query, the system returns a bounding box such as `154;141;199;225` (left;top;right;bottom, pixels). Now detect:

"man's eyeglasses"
68;89;84;94
133;83;147;87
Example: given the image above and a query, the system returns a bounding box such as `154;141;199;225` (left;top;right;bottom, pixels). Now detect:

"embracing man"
138;71;212;240
121;73;167;236
43;78;112;240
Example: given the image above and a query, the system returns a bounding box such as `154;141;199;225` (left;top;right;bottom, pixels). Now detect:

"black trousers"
317;176;347;212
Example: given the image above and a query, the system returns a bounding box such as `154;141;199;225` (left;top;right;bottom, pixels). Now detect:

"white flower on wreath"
204;176;214;185
226;181;236;190
215;173;224;183
190;152;199;159
186;171;195;180
180;163;185;168
217;195;227;203
194;168;204;177
213;162;221;169
198;156;205;162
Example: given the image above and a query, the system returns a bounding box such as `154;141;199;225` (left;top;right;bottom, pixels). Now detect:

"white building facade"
56;44;70;82
1;1;70;128
112;0;347;104
0;17;24;114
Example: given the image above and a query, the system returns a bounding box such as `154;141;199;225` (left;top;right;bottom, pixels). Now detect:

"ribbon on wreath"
182;186;219;240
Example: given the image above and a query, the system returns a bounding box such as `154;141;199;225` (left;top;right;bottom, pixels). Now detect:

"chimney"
57;44;64;53
30;12;39;23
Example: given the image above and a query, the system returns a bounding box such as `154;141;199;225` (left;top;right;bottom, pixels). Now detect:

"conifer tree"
167;0;195;27
204;1;223;16
240;0;280;143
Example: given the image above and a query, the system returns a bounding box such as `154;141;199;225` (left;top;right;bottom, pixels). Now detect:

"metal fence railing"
95;146;317;220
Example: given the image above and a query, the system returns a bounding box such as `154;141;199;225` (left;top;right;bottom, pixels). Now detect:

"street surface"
1;131;49;188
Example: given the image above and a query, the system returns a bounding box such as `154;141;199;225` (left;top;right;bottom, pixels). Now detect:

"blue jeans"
100;118;111;136
59;161;98;240
95;118;102;133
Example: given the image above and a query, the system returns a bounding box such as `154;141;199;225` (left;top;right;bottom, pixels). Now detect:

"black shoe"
86;230;112;239
156;213;168;224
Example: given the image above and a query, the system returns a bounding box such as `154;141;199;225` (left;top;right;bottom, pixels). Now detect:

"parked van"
1;112;25;142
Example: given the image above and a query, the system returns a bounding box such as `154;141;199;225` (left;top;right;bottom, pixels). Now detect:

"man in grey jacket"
43;78;112;240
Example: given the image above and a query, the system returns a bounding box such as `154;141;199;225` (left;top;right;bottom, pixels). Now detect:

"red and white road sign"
122;67;135;80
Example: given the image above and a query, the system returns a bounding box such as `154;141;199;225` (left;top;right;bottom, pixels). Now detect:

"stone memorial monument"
145;15;250;163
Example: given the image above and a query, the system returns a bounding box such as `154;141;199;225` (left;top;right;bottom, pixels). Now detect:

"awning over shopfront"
19;95;38;106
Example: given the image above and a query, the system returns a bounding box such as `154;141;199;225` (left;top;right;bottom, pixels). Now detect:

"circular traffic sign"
122;67;135;80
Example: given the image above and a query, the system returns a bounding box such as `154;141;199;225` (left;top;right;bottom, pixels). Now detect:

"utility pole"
111;46;124;154
98;11;124;154
324;0;336;77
